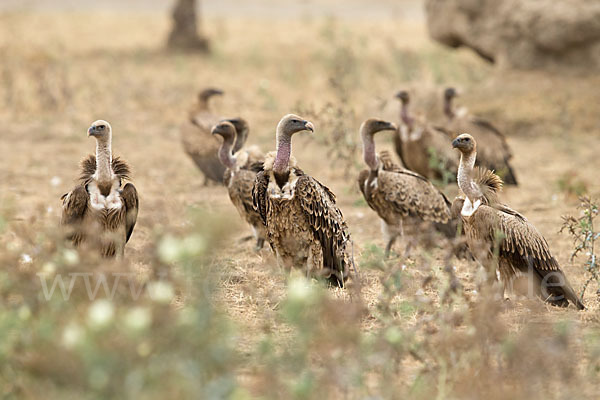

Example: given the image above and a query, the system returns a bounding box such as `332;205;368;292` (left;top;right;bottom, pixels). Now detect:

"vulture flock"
60;87;585;310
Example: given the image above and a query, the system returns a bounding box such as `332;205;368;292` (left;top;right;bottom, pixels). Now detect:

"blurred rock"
425;0;600;70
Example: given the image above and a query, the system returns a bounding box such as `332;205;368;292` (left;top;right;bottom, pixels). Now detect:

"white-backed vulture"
226;117;264;167
393;91;458;183
443;87;518;185
451;133;584;309
181;88;237;184
252;114;350;286
61;120;139;258
358;118;457;258
212;119;266;250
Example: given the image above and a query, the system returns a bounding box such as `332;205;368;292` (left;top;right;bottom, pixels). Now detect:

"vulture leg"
383;220;403;259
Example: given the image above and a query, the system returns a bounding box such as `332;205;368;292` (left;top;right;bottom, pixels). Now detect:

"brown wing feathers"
296;174;350;277
121;183;139;243
252;170;270;226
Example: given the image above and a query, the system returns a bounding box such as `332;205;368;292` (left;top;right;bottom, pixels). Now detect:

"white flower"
18;305;31;320
63;249;79;266
124;307;152;331
41;262;56;274
62;322;84;348
147;281;174;304
50;176;62;187
87;299;115;329
287;277;313;303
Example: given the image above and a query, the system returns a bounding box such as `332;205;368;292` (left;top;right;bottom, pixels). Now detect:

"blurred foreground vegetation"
1;203;599;399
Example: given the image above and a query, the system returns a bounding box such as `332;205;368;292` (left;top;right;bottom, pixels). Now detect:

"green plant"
561;196;600;300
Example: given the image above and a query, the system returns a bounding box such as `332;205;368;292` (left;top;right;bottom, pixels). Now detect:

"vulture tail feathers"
537;268;585;310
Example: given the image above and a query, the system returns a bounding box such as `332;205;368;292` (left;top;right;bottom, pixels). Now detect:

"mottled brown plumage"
252;115;350;285
181;88;228;184
452;133;583;309
61;120;138;258
212;120;266;250
394;91;458;182
359;118;455;257
444;88;518;185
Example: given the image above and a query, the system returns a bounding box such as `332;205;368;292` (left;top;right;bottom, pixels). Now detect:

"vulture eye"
292;119;299;124
98;125;105;130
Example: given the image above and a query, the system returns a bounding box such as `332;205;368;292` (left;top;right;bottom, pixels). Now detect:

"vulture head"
452;133;476;154
360;119;397;171
394;90;410;105
88;120;112;142
277;114;314;139
360;118;398;138
199;88;224;102
444;87;458;101
226;117;250;153
211;120;236;144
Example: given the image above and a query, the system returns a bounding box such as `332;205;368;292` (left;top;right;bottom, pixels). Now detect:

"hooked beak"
304;121;314;133
211;125;222;136
394;91;408;102
87;126;98;137
451;138;461;148
387;122;398;131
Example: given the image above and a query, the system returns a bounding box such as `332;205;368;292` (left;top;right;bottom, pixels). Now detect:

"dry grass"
1;6;600;399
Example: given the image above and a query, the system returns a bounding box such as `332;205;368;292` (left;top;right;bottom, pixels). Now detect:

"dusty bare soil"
1;6;599;398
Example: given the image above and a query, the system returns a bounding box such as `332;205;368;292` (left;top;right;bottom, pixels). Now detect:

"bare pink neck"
444;97;455;120
361;131;378;171
401;102;413;129
218;136;236;169
273;134;292;174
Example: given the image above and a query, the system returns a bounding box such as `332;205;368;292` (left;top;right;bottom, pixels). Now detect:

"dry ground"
1;6;600;398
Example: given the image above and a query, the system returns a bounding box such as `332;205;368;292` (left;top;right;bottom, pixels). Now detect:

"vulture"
358;118;457;258
443;87;518;185
181;88;240;184
226;117;264;167
252;114;351;286
393;90;458;183
61;120;139;258
212;119;266;250
451;133;584;309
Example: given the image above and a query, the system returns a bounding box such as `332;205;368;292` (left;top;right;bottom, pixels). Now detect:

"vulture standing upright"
61;120;139;257
443;87;518;185
358;118;457;258
212;119;266;250
252;114;351;285
181;88;236;184
393;90;458;183
451;133;584;309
